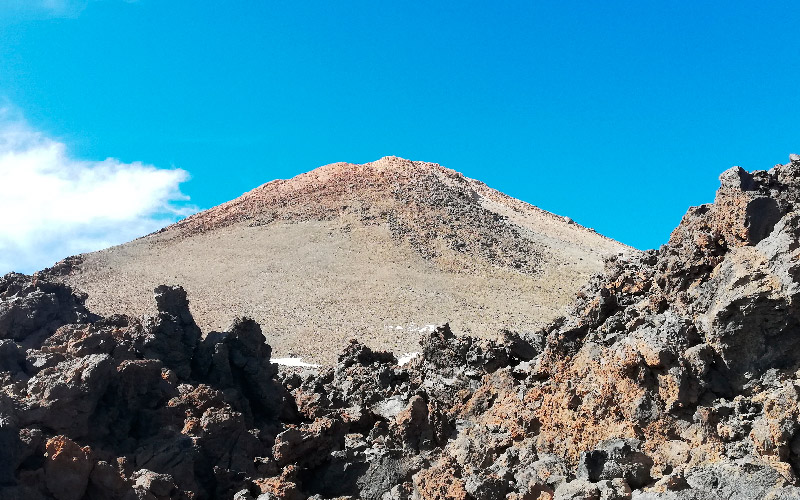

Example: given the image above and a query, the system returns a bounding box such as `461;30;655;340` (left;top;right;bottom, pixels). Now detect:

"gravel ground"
56;157;633;364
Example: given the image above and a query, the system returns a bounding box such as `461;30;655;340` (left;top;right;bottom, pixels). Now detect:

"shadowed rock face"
3;156;800;499
0;273;98;348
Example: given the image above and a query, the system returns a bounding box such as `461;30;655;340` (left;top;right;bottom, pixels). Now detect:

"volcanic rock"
2;155;800;499
0;273;96;348
0;277;293;499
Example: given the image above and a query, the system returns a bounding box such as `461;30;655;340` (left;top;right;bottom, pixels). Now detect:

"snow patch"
413;325;436;333
397;352;420;366
384;324;437;333
271;357;320;368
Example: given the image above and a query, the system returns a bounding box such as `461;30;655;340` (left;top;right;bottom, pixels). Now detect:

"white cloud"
0;0;136;20
0;0;89;19
0;111;196;274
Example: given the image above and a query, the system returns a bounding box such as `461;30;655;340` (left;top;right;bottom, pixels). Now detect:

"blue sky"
1;1;799;272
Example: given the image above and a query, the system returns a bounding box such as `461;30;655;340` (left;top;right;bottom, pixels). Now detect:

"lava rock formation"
3;155;800;499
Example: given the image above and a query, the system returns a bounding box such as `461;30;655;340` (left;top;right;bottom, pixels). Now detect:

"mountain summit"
52;157;630;362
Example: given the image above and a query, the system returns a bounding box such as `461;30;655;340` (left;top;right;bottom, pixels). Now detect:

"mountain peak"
173;157;610;253
322;156;434;172
369;155;419;170
57;158;629;363
275;156;445;189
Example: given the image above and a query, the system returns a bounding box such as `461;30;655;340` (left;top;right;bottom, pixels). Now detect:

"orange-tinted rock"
44;435;93;500
412;458;469;500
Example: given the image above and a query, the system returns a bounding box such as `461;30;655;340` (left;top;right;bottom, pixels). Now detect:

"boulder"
44;435;94;500
577;439;653;488
0;273;96;347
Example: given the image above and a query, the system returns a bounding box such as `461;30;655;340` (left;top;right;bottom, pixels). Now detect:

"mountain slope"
52;156;630;363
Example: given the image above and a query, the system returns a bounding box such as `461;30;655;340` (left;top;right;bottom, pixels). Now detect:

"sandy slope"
56;157;633;363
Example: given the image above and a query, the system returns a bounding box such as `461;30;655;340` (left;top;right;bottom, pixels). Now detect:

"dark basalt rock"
3;155;800;499
0;278;291;499
0;273;97;348
135;284;202;380
577;438;653;488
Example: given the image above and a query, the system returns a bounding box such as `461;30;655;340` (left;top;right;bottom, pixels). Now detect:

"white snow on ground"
384;324;437;333
273;353;422;368
397;352;420;366
273;352;423;368
271;357;321;368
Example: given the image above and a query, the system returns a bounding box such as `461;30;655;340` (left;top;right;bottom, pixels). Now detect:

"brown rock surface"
44;436;94;500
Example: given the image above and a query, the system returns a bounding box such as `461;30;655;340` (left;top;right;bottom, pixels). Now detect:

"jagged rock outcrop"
521;155;800;498
0;279;295;499
264;155;800;499
3;155;800;499
0;273;97;348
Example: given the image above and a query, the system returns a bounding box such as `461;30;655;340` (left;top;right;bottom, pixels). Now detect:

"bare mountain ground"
55;157;631;363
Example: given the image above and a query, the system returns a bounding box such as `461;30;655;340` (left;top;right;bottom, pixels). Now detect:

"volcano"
50;156;629;363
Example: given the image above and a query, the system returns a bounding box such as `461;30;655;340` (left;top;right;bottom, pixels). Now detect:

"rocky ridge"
166;156;615;274
2;155;800;499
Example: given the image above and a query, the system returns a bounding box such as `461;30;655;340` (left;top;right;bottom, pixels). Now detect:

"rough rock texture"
51;156;629;364
3;155;800;499
0;273;97;348
0;280;295;499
